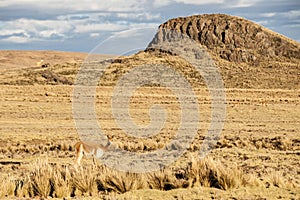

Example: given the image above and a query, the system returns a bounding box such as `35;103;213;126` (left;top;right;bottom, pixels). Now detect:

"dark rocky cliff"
150;14;300;65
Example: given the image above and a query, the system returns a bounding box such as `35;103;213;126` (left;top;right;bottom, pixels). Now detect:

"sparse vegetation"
0;85;299;199
0;13;299;199
0;156;261;198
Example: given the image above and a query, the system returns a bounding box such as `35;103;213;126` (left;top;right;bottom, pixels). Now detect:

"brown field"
0;85;300;199
0;83;299;199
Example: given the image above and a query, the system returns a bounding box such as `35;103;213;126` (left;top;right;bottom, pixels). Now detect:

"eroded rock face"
149;14;300;64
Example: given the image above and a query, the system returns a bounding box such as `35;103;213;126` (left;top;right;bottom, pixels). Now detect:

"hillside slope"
148;14;300;89
0;14;299;89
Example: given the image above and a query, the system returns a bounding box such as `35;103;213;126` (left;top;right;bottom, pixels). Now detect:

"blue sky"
0;0;299;53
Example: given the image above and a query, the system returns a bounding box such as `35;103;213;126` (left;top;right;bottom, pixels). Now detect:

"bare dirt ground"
0;49;299;199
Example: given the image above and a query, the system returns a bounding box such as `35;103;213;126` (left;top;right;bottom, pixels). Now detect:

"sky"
0;0;299;53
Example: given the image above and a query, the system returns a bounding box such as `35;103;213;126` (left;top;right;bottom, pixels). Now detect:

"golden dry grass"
0;84;299;199
0;46;299;199
0;156;256;198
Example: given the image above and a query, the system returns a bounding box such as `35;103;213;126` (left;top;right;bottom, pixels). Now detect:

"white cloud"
0;18;73;43
0;0;298;52
128;23;159;29
39;30;65;38
260;12;277;18
280;10;300;19
0;0;163;44
113;25;158;39
0;12;160;44
226;0;262;8
152;0;263;8
152;0;173;7
116;13;161;21
282;23;300;28
0;0;147;12
75;23;128;33
90;33;101;38
2;36;36;43
0;29;25;36
254;20;270;25
174;0;224;5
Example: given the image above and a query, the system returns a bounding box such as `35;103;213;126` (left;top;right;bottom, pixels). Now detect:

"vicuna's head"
107;140;111;146
106;135;119;150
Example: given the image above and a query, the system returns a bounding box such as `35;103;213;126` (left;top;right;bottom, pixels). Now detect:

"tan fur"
74;140;111;167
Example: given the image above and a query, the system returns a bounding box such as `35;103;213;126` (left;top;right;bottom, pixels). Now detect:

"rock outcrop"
145;14;300;89
150;14;300;64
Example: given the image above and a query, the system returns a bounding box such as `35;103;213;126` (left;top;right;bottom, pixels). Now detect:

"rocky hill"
152;14;300;64
0;14;299;89
101;14;299;89
146;14;300;89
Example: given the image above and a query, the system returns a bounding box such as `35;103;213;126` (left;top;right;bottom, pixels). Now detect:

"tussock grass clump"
28;159;54;197
0;156;258;198
147;169;188;190
183;156;246;190
97;166;146;194
73;166;98;196
147;169;173;190
266;169;285;188
52;166;73;198
0;173;16;197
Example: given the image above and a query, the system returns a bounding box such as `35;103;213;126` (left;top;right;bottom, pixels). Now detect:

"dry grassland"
0;47;299;199
0;84;299;199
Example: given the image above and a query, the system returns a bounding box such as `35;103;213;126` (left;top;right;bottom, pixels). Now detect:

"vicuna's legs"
92;155;97;166
74;142;84;170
